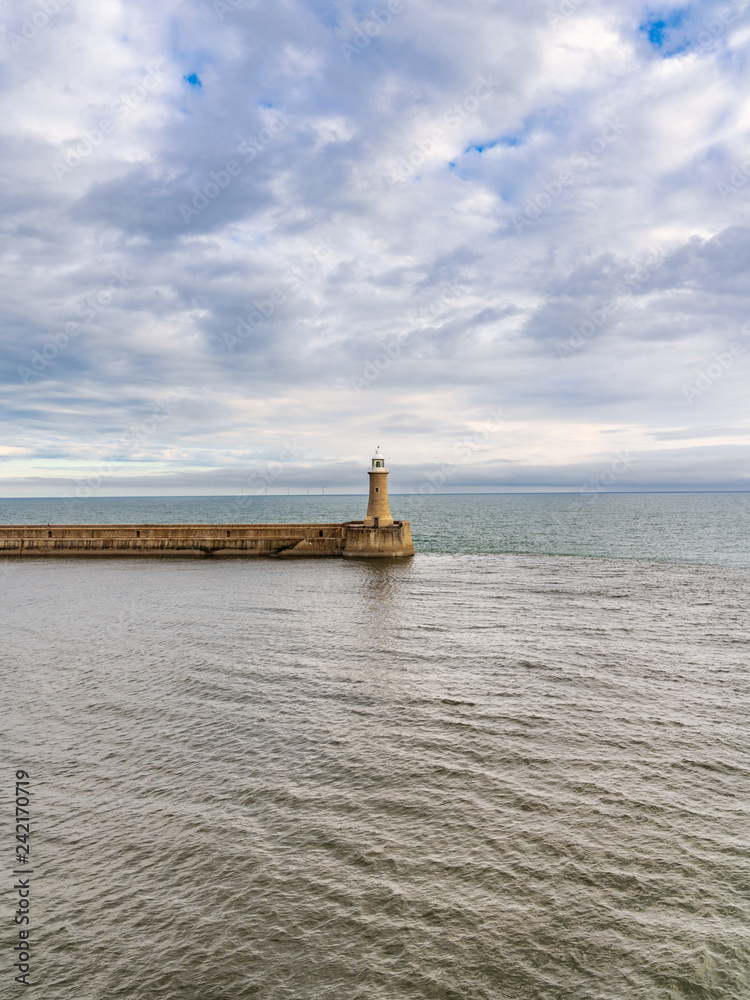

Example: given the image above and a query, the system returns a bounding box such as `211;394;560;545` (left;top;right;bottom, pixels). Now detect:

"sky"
1;0;749;497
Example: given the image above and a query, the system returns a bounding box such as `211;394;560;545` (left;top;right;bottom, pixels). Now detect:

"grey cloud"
2;0;750;494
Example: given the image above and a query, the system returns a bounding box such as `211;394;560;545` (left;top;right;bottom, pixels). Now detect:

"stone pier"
0;521;415;559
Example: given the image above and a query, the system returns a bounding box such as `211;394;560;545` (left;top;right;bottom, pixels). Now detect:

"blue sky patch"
464;133;525;156
448;161;471;181
639;9;690;56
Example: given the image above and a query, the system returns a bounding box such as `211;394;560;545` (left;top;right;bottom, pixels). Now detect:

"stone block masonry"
0;522;414;559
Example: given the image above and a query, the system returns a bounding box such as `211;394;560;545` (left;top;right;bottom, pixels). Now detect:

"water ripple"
2;553;749;999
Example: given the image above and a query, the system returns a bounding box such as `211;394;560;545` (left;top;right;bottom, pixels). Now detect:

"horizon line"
1;490;749;500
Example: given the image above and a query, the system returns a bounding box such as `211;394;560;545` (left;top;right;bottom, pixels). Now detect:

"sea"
1;493;748;1000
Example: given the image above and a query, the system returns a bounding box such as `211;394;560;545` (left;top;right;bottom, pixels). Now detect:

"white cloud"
1;0;750;495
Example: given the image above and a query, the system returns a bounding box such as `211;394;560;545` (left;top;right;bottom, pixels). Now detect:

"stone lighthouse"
363;446;394;527
339;448;414;556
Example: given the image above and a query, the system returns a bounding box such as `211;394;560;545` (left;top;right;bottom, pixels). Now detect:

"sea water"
1;494;748;999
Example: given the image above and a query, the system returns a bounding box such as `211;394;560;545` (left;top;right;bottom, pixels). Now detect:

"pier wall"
342;521;414;558
0;522;414;559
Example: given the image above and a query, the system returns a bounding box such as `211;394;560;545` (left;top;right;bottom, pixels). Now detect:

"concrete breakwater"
0;521;415;559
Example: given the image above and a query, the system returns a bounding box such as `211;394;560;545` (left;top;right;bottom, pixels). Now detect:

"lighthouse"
363;446;394;527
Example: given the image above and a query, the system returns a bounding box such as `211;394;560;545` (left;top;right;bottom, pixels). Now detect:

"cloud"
2;0;750;496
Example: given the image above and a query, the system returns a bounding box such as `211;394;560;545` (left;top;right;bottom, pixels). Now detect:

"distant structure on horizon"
0;448;414;559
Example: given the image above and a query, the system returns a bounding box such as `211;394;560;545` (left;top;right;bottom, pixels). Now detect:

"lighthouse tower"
363;446;394;527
